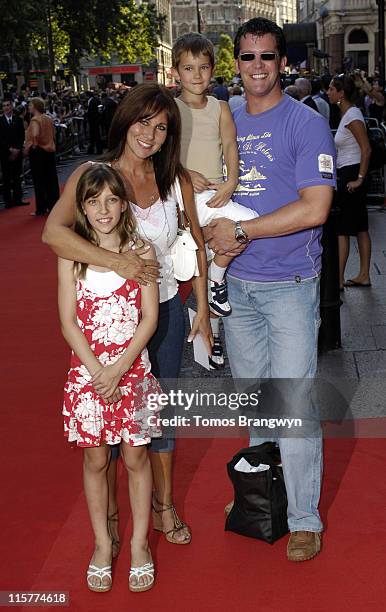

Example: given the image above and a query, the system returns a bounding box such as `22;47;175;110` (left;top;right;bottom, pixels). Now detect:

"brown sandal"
107;511;120;559
152;497;191;545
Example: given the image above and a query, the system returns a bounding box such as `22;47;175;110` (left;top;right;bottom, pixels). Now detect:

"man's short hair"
172;33;215;69
294;78;311;97
234;17;287;59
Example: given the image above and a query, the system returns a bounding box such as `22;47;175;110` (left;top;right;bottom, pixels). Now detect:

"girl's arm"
179;172;213;355
42;163;160;284
57;257;124;402
207;101;239;207
92;245;160;398
346;120;371;192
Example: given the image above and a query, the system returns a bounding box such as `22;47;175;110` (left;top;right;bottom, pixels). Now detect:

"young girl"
59;164;161;594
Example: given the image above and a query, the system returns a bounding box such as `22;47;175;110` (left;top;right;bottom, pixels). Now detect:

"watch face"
235;230;248;244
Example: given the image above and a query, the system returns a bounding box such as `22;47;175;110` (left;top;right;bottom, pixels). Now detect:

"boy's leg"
208;257;232;317
209;315;224;369
83;446;112;588
121;442;153;589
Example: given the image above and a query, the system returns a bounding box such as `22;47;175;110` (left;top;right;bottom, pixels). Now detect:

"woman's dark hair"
234;17;287;59
105;83;185;202
74;164;138;278
331;75;358;104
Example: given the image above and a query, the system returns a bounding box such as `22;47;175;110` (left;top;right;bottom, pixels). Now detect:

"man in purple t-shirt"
206;18;336;562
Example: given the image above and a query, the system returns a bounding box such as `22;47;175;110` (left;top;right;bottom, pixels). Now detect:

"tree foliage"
0;0;163;78
215;34;235;83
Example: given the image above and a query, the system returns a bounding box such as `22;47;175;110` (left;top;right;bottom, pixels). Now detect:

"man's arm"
206;184;333;255
42;163;160;284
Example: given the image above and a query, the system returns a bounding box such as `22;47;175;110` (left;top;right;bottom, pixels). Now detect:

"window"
348;29;368;44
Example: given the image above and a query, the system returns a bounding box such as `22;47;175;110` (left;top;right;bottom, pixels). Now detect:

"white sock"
210;317;220;335
209;261;227;283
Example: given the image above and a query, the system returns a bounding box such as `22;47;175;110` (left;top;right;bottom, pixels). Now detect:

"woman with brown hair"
327;75;372;289
43;83;212;590
24;97;59;216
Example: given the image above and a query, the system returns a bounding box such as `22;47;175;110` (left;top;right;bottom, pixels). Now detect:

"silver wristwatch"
235;220;249;244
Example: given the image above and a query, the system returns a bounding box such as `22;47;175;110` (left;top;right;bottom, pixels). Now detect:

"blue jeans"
223;274;323;533
148;293;185;452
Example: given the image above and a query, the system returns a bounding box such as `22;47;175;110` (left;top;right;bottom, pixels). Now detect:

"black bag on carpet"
225;442;288;544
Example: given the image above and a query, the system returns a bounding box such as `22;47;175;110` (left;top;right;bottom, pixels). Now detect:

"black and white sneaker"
208;280;232;317
209;336;225;370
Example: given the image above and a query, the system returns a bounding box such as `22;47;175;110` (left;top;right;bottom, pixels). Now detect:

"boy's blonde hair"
172;33;215;69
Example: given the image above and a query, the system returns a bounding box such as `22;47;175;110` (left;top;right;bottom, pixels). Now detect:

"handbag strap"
174;175;190;230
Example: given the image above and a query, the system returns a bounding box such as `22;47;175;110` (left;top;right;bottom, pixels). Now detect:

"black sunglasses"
239;52;278;62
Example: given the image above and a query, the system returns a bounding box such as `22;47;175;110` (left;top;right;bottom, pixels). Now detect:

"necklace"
113;158;159;210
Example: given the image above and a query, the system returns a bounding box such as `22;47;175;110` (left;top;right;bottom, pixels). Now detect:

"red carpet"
1;205;386;611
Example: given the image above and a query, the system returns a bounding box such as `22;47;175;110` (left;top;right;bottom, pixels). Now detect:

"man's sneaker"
208;336;225;370
208;280;232;317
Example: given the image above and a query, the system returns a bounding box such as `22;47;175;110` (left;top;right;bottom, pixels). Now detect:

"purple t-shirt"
228;94;336;282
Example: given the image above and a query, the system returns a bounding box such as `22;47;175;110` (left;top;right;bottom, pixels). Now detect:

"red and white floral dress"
63;269;162;447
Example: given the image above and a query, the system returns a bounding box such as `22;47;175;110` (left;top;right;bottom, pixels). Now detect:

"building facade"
171;1;278;46
275;0;297;28
155;0;174;85
298;0;381;75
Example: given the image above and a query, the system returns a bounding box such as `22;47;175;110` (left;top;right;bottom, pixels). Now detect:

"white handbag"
170;177;200;282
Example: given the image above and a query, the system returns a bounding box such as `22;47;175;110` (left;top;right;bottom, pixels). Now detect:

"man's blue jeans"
223;274;323;533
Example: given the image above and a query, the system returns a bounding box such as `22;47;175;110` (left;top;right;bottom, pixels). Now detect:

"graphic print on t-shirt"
235;131;272;196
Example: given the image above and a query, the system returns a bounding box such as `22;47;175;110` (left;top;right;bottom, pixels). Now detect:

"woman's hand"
188;170;210;193
206;180;238;208
92;363;124;403
188;310;213;355
347;178;363;193
114;245;160;285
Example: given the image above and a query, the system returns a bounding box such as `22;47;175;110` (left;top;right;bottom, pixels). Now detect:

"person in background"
213;76;230;101
228;85;245;111
327;75;372;289
24;97;60;216
321;74;340;129
0;99;28;209
311;79;330;122
86;91;103;155
365;78;385;124
284;85;299;100
294;78;319;112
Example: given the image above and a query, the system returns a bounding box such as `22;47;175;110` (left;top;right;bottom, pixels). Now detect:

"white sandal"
87;564;112;592
129;561;155;593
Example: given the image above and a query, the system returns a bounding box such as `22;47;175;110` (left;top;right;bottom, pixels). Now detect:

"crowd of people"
1;15;384;596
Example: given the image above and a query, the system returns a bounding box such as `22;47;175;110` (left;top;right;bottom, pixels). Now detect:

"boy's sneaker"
208;280;232;317
209;336;225;370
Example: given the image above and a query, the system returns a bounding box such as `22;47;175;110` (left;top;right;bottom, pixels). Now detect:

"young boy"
172;33;257;368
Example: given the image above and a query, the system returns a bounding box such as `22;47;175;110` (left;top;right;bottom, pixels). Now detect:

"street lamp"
318;6;328;54
376;0;385;81
196;0;201;33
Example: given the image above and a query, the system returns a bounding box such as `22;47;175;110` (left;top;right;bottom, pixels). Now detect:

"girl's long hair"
74;164;139;278
105;83;187;201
